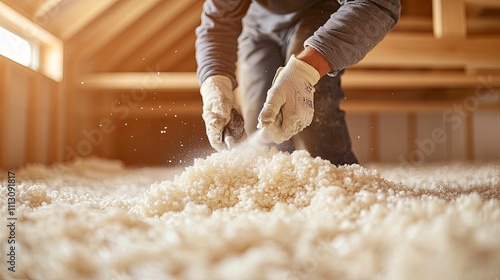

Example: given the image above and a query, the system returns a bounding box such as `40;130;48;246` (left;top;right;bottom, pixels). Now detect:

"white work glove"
257;55;320;144
200;75;246;151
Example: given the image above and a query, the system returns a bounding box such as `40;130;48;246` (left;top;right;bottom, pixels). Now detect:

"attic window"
0;26;38;69
0;2;62;81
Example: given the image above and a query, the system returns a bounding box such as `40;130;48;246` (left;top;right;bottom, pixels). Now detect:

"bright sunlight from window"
0;26;34;67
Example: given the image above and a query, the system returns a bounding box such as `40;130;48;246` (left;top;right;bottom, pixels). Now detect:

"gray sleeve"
304;0;401;73
195;0;251;88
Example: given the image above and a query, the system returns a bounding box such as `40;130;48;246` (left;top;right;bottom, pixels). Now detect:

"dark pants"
237;1;358;165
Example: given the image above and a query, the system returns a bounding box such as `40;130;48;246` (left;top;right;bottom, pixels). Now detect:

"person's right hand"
257;55;320;144
200;75;245;151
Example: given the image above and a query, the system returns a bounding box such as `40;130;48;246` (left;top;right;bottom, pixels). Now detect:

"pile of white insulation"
1;148;500;280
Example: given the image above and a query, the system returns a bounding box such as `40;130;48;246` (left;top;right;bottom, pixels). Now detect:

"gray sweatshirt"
195;0;401;87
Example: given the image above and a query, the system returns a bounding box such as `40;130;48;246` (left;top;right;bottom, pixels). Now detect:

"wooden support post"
432;0;467;38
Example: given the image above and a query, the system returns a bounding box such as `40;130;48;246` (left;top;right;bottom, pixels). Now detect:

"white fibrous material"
1;150;499;280
142;149;397;216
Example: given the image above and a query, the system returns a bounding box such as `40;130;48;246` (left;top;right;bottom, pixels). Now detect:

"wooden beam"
117;1;202;71
0;0;42;21
78;70;500;91
464;0;500;7
393;16;432;32
69;0;159;60
342;100;500;113
360;33;500;69
432;0;466;38
93;0;196;72
467;17;500;34
79;72;200;91
35;0;62;13
392;15;500;34
90;101;202;118
342;70;500;88
45;0;119;40
84;98;500;118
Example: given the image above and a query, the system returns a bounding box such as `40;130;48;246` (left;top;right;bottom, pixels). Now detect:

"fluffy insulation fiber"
1;148;500;280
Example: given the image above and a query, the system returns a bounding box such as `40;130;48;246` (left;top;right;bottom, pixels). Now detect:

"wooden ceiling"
4;0;203;73
3;0;500;86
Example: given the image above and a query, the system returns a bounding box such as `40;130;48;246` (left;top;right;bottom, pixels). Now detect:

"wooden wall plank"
25;74;39;163
466;113;474;160
0;62;6;168
379;113;408;162
36;78;53;164
407;113;417;164
416;113;448;162
4;67;29;169
345;113;371;164
472;111;500;160
369;113;379;162
51;82;62;163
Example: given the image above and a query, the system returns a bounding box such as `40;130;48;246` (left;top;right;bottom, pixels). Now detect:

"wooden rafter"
78;70;500;91
92;0;196;72
0;0;43;21
115;0;203;71
45;0;119;40
432;0;466;38
68;0;160;61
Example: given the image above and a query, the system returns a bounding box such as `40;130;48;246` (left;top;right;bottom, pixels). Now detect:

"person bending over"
195;0;400;165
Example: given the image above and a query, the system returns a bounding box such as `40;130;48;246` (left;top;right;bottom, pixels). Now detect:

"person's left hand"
257;55;320;143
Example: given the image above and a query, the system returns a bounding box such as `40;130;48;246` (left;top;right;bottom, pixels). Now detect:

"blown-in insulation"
1;148;499;279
